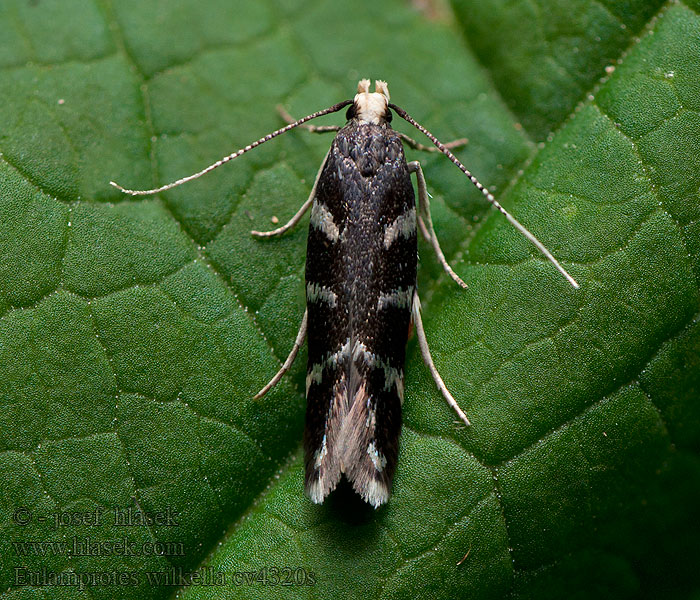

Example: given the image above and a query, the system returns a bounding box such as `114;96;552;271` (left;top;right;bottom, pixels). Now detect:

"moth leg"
399;133;467;153
278;107;465;149
408;161;468;289
277;105;341;134
412;292;471;426
251;150;330;238
254;309;308;399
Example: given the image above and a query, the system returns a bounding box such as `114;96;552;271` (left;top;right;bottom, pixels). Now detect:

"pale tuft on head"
374;80;390;100
353;78;390;125
357;79;371;94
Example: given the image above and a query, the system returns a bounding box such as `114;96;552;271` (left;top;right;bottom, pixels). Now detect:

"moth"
111;79;578;508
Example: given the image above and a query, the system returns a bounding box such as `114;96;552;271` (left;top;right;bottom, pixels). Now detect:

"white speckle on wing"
367;441;388;472
306;282;338;307
310;200;340;241
384;208;416;248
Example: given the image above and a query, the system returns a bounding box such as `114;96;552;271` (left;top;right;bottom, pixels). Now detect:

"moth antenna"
110;100;353;196
389;103;580;289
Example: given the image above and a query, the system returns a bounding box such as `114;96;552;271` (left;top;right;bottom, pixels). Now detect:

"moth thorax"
354;79;390;125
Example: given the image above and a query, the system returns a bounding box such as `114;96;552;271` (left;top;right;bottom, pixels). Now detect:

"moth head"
347;79;392;125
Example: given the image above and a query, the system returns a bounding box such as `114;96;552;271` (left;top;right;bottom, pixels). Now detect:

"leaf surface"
0;1;698;599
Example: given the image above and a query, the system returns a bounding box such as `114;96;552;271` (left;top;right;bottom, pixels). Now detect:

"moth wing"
339;366;402;508
303;123;411;508
304;369;348;503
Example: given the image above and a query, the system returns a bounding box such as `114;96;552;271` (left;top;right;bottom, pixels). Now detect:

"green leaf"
0;1;698;599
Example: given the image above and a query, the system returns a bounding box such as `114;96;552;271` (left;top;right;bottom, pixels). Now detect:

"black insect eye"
385;109;393;123
346;104;357;121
